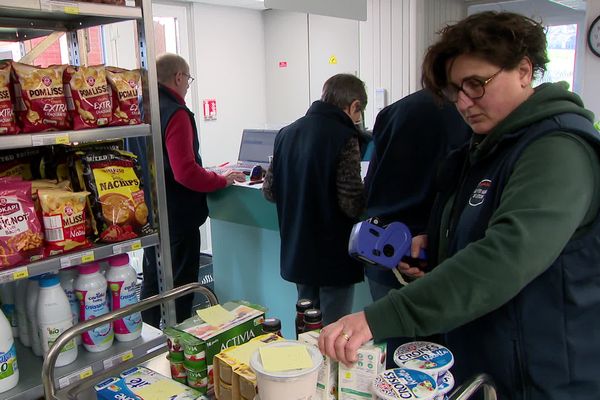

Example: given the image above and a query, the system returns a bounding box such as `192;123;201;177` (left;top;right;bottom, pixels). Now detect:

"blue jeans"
296;284;355;325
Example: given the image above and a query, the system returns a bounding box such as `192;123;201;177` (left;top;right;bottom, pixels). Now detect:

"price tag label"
54;134;70;144
103;350;134;369
0;267;29;284
12;267;29;280
63;5;79;14
58;367;93;388
113;239;142;254
81;252;95;263
60;251;95;268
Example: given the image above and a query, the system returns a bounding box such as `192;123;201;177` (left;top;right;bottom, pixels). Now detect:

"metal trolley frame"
41;283;218;400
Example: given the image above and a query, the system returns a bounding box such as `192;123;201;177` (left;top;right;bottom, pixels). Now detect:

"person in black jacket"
364;89;470;301
262;74;367;325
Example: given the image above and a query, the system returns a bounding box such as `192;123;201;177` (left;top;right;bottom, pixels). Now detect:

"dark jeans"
141;227;201;327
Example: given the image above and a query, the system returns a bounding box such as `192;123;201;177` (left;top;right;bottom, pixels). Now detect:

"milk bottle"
106;254;142;342
75;263;114;352
37;274;78;367
0;282;18;337
59;267;81;345
0;308;19;393
14;279;29;347
26;277;43;356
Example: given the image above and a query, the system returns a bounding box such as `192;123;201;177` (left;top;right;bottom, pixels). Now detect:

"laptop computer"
235;128;278;170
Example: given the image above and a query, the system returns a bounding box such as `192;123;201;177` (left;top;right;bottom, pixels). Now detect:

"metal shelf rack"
0;0;178;398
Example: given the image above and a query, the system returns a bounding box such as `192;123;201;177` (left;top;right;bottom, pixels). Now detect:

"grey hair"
321;73;367;111
156;53;189;85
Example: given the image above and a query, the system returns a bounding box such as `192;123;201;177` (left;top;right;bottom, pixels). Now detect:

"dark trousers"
141;227;201;327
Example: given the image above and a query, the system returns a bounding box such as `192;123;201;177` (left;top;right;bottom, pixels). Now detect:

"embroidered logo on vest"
469;179;491;206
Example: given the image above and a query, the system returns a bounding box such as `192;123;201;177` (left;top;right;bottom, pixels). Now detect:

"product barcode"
45;228;64;242
43;215;63;229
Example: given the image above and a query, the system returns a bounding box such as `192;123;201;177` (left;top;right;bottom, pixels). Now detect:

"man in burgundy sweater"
141;53;244;326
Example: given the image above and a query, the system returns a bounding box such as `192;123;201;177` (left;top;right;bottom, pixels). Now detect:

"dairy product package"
171;301;265;390
338;341;387;400
213;333;283;400
94;366;209;400
298;330;338;400
372;368;437;400
393;342;454;380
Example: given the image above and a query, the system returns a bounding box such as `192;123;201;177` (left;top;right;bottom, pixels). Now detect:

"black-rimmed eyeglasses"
182;72;195;85
442;68;503;103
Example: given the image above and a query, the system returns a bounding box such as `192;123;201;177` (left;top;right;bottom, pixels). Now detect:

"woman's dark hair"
422;11;549;100
321;73;368;111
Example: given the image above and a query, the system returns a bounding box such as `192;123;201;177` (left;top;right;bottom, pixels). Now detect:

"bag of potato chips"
12;62;70;132
106;67;142;126
80;149;152;242
0;179;44;268
37;189;90;255
64;65;112;130
0;61;18;134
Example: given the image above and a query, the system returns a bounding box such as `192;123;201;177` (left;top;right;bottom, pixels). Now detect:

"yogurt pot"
249;340;323;400
372;368;438;400
393;341;454;379
434;371;455;400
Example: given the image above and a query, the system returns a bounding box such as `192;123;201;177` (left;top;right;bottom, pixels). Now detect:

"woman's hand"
397;234;428;279
317;311;373;367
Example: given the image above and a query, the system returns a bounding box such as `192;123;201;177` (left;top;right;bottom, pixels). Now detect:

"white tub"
250;340;323;400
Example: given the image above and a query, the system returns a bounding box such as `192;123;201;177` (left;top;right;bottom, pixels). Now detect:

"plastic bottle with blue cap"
0;282;18;337
37;274;78;367
59;266;81;345
26;276;43;356
14;279;29;347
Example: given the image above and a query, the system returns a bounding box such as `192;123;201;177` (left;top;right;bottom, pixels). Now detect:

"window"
534;24;577;90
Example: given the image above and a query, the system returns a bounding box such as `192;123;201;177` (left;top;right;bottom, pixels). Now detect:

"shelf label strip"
60;250;95;268
102;350;134;369
113;239;142;255
58;366;93;389
0;267;29;284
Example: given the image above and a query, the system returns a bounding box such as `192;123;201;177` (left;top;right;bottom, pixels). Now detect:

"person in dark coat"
364;89;470;301
262;74;367;325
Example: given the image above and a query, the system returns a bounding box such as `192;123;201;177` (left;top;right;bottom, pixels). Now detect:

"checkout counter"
207;182;372;338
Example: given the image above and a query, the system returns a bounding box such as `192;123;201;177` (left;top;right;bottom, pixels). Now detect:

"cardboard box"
172;301;265;390
213;333;284;400
94;366;209;400
299;330;338;400
338;341;386;400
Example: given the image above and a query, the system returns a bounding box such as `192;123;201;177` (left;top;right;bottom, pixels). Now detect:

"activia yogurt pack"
372;368;438;400
393;342;454;379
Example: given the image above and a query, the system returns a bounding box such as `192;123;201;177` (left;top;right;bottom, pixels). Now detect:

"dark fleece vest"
272;101;364;286
431;113;600;400
159;84;208;232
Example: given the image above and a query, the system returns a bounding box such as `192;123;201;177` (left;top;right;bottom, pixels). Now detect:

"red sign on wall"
279;61;288;68
203;99;217;121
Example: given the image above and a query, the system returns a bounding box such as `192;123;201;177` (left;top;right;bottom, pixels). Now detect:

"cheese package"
213;333;284;400
94;366;209;400
338;341;387;400
299;330;338;400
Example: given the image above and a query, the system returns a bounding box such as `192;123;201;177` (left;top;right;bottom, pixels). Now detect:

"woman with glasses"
319;11;600;399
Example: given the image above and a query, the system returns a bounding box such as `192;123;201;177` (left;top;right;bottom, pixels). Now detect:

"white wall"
582;2;600;119
359;0;466;128
190;3;267;166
